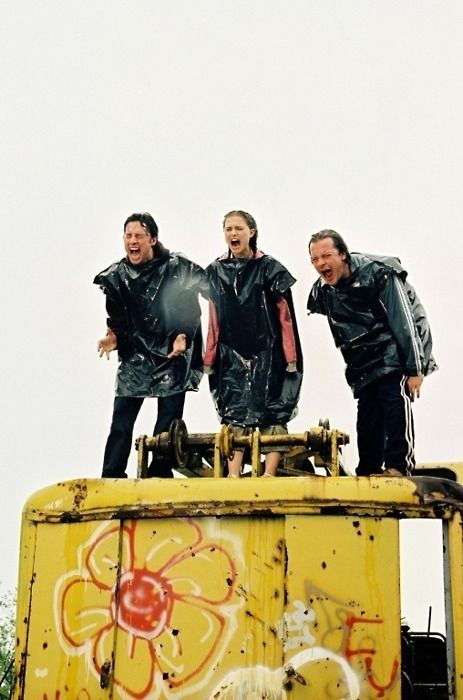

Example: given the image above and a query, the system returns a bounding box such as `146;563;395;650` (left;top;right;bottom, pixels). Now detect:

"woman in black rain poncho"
204;210;303;477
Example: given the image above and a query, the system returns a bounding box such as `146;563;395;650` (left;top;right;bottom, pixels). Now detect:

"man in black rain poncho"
204;210;303;477
94;212;209;478
307;229;437;477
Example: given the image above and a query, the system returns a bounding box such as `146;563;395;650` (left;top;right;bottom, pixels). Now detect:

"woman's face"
223;215;256;258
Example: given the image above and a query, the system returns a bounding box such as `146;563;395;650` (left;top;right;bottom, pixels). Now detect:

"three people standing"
95;214;435;478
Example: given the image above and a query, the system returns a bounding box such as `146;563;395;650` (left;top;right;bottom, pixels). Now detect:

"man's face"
309;237;350;286
123;221;155;265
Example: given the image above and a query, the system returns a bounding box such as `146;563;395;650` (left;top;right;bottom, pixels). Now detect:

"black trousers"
355;373;415;476
101;393;186;478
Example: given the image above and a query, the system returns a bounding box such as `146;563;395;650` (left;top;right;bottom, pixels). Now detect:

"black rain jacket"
94;252;209;397
307;253;437;396
206;253;303;426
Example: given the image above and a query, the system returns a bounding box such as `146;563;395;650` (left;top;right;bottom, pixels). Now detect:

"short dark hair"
124;212;170;259
309;229;351;263
124;212;159;239
223;210;259;253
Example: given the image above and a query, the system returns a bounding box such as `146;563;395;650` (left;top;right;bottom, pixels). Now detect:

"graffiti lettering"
346;615;399;697
283;599;316;649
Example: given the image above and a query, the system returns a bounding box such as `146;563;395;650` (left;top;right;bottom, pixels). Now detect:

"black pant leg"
148;393;186;478
153;393;186;434
356;381;385;476
380;374;415;474
102;397;144;477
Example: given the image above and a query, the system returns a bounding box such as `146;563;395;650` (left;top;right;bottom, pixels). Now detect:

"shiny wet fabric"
94;252;209;397
206;253;303;426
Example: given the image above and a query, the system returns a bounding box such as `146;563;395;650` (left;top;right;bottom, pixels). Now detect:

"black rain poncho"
307;252;437;395
206;252;303;426
94;252;209;397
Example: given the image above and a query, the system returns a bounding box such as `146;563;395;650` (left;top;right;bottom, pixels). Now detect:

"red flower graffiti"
55;518;238;698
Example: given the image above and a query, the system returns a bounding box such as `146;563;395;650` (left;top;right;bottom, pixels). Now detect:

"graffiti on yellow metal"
54;518;241;698
17;514;401;699
283;587;400;696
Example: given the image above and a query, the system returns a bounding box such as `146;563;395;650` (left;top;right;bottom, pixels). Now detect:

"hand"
286;361;297;373
97;328;117;359
168;333;187;359
407;375;423;401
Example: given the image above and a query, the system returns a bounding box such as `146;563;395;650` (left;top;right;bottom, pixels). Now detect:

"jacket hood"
350;252;407;281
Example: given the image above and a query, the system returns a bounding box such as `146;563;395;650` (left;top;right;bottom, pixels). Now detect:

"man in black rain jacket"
307;229;437;476
94;212;209;478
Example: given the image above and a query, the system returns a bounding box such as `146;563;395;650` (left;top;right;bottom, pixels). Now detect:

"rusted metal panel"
444;513;463;698
13;474;463;699
13;516;38;697
14;520;119;699
284;515;401;698
14;514;288;698
14;510;404;699
136;422;350;477
21;475;463;524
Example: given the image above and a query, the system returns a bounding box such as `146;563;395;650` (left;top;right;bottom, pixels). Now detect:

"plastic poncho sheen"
94;252;209;398
307;252;437;395
206;252;303;426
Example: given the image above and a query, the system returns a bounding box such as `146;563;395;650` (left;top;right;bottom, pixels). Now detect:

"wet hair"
124;211;158;238
309;229;351;264
124;212;169;258
223;210;258;254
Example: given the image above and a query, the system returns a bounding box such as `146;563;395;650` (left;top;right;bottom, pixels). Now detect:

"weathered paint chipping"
13;472;463;699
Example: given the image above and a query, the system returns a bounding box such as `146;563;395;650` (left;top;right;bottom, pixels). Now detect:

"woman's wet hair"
124;212;169;258
223;210;258;254
309;229;351;264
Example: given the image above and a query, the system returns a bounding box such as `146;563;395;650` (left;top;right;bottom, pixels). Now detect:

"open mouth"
230;238;240;248
322;269;333;281
128;248;143;263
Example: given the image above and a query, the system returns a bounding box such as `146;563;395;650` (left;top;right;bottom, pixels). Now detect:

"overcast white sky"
1;1;462;633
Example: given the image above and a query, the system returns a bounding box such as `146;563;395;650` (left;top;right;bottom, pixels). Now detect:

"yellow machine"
12;422;463;699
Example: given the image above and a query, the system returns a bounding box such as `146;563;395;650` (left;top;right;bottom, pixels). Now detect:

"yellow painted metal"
444;512;463;697
14;520;119;698
13;515;38;695
213;429;223;477
330;428;340;475
18;475;456;524
13;474;463;699
136;434;148;478
284;515;401;698
250;429;262;476
14;512;287;699
109;516;281;697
